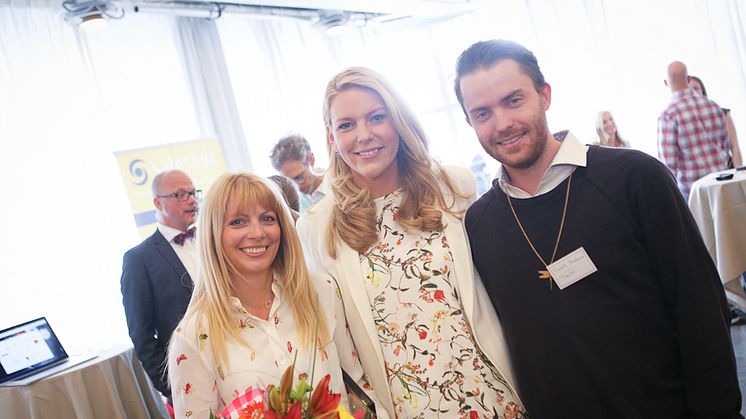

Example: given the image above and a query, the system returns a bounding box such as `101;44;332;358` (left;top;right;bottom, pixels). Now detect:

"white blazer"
297;166;519;417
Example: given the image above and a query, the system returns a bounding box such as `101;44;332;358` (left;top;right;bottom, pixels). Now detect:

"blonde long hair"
595;111;629;148
322;67;465;257
175;172;328;368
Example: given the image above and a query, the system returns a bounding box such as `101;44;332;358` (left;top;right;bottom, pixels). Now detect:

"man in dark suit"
121;169;200;402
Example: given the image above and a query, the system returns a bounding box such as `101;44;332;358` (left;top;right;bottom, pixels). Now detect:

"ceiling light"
314;12;349;34
62;0;124;29
79;12;107;30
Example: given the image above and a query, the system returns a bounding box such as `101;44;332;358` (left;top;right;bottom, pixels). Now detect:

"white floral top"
168;274;362;419
361;191;526;419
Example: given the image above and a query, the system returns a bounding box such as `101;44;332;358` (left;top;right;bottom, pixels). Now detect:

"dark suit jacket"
121;229;193;398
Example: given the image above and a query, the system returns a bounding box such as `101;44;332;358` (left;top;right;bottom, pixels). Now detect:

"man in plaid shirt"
657;61;731;199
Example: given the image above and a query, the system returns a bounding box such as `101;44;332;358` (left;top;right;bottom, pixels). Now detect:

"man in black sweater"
454;39;741;418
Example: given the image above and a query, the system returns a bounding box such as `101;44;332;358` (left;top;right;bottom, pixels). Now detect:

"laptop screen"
0;317;69;383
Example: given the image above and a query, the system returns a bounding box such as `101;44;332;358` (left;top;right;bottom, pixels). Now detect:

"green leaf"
289;379;312;403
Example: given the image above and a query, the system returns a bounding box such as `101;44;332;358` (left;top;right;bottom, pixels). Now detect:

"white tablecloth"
688;168;746;284
0;345;169;419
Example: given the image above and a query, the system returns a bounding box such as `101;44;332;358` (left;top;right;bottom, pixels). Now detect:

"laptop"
0;317;96;386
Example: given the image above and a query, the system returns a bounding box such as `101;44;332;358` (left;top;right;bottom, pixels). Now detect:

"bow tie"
173;227;196;246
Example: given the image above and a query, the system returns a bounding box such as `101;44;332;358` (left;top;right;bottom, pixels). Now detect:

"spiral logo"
129;159;149;186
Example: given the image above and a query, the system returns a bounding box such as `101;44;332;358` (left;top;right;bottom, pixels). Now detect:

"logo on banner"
115;138;227;240
129;159;149;186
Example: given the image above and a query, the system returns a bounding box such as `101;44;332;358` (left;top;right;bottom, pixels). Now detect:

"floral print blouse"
168;274;362;419
361;191;527;419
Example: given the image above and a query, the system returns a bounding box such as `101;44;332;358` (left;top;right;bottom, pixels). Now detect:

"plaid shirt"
657;88;730;198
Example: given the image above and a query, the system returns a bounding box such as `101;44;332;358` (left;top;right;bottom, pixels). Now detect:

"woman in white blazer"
297;67;525;419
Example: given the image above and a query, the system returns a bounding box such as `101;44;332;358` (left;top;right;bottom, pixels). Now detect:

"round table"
688;168;746;308
0;344;169;419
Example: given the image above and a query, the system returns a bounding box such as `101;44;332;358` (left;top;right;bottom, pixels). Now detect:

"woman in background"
595;110;630;148
297;67;525;419
168;172;376;418
268;174;301;220
689;75;742;167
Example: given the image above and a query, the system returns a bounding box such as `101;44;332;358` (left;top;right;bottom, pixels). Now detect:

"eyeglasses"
156;189;202;202
290;172;305;184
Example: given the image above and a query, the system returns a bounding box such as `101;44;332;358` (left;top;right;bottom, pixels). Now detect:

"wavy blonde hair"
173;172;328;369
322;67;465;257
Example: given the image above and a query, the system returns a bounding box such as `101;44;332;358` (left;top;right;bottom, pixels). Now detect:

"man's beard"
489;110;550;171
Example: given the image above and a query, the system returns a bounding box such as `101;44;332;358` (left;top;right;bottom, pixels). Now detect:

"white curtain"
1;0;745;352
0;2;201;353
176;17;252;171
216;16;485;177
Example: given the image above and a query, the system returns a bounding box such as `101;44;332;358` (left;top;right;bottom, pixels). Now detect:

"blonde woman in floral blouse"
297;67;527;419
167;172;380;418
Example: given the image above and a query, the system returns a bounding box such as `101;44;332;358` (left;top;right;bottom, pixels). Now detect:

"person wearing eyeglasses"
270;134;325;212
120;169;201;408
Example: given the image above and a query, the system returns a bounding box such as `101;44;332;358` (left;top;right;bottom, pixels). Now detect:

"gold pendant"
539;270;554;290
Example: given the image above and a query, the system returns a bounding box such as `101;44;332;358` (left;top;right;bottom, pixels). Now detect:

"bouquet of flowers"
209;364;370;419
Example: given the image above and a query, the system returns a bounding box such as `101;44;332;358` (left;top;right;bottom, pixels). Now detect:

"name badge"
547;247;597;290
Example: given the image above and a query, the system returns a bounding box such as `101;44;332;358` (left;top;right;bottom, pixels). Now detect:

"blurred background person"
658;61;730;199
298;67;524;418
689;75;742;167
270;134;325;212
268;174;301;221
595;111;630;148
470;154;495;196
690;75;746;324
168;172;379;418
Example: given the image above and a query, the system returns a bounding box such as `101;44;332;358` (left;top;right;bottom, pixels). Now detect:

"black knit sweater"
466;145;741;419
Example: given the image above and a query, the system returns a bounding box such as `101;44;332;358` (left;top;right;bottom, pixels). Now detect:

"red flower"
418;329;427;340
309;374;341;417
284;401;303;419
264;410;283;419
184;383;192;394
469;411;479;419
176;353;187;365
236;405;264;419
433;289;446;302
287;341;293;353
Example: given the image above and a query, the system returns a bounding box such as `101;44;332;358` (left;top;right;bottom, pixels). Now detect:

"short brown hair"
268;175;300;212
269;134;311;171
454;39;546;117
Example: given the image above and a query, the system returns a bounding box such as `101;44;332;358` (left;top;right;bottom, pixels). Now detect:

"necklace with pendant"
245;294;274;313
505;174;572;289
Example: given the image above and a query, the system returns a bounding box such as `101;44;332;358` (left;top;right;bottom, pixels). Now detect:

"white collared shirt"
497;131;588;198
157;223;198;281
169;275;361;419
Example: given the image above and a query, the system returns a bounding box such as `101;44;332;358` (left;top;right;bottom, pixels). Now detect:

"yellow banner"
115;139;227;240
